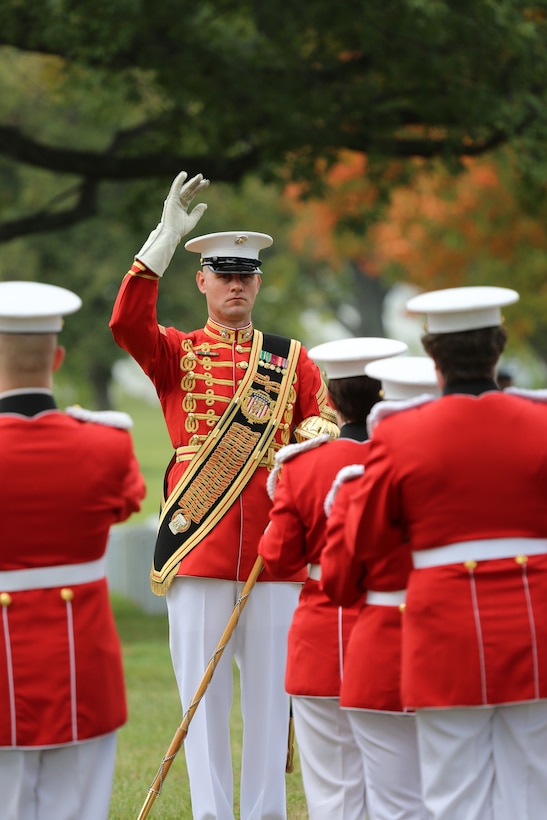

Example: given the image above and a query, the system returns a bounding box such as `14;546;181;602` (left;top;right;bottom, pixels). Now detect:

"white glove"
136;171;210;277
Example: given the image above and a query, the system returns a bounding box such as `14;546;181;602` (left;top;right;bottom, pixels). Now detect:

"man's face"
196;269;261;327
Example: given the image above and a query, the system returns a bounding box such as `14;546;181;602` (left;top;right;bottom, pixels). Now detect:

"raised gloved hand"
136;171;210;277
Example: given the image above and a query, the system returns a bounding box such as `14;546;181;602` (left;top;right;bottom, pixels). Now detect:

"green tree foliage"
364;151;547;370
285;148;547;372
1;1;547;237
2;1;547;402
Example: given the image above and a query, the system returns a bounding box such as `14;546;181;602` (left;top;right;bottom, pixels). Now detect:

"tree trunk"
350;260;388;337
90;363;113;410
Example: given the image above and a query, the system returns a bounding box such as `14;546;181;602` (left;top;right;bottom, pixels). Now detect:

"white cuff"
135;223;181;277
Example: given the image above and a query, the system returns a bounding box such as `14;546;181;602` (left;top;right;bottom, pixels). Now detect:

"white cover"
0;281;81;333
308;337;407;379
406;285;519;333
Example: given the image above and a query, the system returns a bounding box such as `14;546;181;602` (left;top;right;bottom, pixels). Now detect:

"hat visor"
202;256;262;274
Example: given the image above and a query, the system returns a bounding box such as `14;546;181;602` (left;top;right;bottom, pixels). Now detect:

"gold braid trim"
151;333;302;595
128;261;159;280
178;423;260;524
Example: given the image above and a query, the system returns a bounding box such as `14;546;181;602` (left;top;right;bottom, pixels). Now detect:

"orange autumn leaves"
284;150;547;295
285;153;377;273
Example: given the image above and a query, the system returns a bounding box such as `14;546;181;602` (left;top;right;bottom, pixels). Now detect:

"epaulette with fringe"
505;386;547;404
266;434;331;500
293;406;340;443
65;405;133;430
367;394;437;438
324;463;365;517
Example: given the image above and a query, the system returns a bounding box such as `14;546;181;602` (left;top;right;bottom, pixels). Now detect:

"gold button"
464;560;477;570
187;371;195;379
399;603;406;613
515;555;528;565
237;361;248;369
236;344;244;353
60;588;74;601
189;435;201;445
186;352;196;361
0;592;12;607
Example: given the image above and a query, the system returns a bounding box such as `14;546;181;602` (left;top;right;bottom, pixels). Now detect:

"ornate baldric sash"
151;331;301;595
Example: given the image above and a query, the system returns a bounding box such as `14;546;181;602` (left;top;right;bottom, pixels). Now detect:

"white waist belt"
0;557;107;592
366;589;406;606
412;538;547;569
308;563;321;581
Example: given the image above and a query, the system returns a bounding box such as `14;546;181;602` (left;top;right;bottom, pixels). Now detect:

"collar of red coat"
0;390;57;417
204;318;254;344
442;378;499;396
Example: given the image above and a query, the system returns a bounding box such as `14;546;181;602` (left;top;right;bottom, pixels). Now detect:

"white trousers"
0;732;117;820
292;696;367;819
416;701;547;820
167;577;300;820
347;709;427;820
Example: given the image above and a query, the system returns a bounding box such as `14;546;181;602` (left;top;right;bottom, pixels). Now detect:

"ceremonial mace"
137;555;264;819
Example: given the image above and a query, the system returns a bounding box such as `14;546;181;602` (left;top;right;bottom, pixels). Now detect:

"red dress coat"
321;470;413;713
110;268;327;583
0;395;145;747
345;387;547;709
257;432;369;697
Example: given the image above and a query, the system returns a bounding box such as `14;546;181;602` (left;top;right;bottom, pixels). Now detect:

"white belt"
308;563;321;581
412;538;547;570
0;557;107;592
366;589;406;606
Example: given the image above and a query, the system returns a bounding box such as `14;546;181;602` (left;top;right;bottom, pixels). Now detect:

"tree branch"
342;109;538;159
0;124;259;180
0;179;98;241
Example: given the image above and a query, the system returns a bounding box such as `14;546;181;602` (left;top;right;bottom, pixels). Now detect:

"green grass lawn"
111;593;308;819
115;392;172;522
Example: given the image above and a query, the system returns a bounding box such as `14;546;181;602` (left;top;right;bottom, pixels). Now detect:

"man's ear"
196;269;207;294
52;345;66;373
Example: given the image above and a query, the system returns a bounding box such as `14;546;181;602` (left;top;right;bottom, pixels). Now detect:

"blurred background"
2;1;547;408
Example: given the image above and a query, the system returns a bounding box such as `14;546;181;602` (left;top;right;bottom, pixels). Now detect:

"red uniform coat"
321;471;412;713
344;387;547;709
110;269;327;583
0;395;145;747
257;432;368;697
